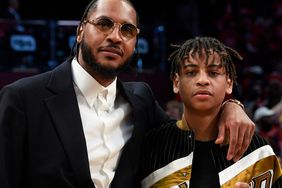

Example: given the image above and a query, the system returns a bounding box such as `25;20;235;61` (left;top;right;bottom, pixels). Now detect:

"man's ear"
173;74;180;94
76;25;84;43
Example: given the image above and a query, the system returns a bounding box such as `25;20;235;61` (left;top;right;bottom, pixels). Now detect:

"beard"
80;39;132;79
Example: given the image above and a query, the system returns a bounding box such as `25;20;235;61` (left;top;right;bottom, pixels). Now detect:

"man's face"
76;0;138;79
173;50;233;112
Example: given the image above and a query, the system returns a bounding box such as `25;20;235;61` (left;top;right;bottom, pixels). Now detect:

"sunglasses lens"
95;18;114;32
121;24;138;39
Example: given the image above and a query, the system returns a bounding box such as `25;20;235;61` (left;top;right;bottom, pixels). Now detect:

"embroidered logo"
249;170;273;188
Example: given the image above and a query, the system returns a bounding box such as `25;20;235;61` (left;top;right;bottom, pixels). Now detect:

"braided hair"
169;36;243;85
68;0;139;60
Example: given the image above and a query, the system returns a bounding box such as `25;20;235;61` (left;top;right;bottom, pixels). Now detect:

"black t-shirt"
190;140;220;188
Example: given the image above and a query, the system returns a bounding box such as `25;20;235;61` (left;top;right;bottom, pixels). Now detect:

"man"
0;0;255;187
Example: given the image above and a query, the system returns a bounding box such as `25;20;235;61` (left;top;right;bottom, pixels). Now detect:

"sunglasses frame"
83;17;140;40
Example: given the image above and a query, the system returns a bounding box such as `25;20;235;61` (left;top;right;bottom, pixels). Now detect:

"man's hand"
235;182;251;188
215;100;255;162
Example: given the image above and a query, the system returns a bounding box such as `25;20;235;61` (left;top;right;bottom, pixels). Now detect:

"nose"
196;71;210;86
107;24;123;42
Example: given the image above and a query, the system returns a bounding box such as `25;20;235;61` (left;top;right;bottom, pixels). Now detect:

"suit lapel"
111;81;146;187
45;61;94;187
117;80;144;139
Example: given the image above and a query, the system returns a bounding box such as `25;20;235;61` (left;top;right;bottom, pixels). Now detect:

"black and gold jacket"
139;120;282;188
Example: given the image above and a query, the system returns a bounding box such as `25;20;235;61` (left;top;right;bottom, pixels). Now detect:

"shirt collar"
71;58;117;107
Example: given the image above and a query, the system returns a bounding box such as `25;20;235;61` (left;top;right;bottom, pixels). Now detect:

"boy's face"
173;50;233;112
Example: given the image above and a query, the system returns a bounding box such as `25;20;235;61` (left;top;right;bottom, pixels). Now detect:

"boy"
139;37;282;187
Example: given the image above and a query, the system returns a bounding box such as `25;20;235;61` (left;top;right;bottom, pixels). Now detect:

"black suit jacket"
0;60;169;188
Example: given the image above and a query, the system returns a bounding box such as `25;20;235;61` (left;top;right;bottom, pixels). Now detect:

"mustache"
99;44;123;56
80;40;131;78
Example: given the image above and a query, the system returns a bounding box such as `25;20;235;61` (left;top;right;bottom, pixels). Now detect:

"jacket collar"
45;60;94;187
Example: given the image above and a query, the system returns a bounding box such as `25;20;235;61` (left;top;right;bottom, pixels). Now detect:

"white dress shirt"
71;59;133;188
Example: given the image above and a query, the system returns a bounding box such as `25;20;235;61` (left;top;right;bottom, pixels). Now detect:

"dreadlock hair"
67;0;140;61
168;36;243;85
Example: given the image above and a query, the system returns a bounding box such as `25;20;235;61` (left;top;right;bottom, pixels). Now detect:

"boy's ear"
173;74;180;94
226;78;233;95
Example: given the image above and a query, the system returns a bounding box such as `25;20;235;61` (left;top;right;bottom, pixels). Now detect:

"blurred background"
0;0;282;157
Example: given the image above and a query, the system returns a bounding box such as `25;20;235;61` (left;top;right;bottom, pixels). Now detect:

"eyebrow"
183;61;223;68
90;15;111;20
207;63;223;68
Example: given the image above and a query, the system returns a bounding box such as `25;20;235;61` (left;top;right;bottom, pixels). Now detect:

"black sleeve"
0;84;27;188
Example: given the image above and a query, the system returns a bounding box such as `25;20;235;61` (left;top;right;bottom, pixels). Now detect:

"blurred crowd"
214;0;282;159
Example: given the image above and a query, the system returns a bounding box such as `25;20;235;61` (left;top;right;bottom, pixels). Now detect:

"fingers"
235;182;251;188
219;100;256;162
232;124;254;162
232;123;246;162
218;100;256;161
215;123;225;145
216;117;239;161
232;133;247;162
226;122;239;161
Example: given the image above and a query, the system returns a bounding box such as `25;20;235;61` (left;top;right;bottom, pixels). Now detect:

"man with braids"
0;0;255;187
138;36;282;188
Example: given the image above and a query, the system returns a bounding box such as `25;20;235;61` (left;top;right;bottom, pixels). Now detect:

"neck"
78;56;116;87
182;107;220;141
90;70;116;87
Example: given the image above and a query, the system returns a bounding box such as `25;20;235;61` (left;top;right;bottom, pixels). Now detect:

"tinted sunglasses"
84;17;140;40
